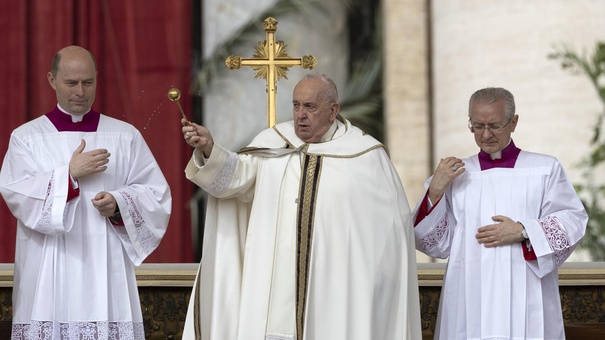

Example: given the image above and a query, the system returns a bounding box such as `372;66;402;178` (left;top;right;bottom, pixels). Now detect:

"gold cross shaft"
225;17;318;127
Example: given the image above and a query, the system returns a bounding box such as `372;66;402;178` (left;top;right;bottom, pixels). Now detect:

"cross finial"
225;17;318;127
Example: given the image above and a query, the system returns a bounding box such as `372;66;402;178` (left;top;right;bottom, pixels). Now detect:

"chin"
482;147;504;154
295;129;309;138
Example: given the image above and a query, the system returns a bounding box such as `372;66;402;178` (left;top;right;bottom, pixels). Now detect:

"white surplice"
413;151;587;340
0;112;172;339
182;118;422;340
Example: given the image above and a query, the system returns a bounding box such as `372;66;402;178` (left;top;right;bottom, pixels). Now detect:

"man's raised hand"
182;118;214;157
69;139;110;180
428;156;465;203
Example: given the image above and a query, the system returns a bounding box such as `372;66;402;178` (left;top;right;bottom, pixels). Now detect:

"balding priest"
181;73;422;340
0;45;171;339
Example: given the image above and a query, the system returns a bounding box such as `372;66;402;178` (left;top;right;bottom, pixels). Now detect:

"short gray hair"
301;73;339;104
468;87;515;120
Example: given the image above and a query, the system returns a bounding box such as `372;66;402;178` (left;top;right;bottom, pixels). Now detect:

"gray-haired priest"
413;87;587;340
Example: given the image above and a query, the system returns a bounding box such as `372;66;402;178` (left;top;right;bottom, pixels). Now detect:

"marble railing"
1;262;605;339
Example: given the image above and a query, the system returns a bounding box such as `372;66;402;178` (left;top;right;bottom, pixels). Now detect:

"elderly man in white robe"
0;45;171;339
413;87;587;340
181;73;422;340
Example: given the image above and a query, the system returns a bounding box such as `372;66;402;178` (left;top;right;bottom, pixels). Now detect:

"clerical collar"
478;139;521;170
46;105;100;132
319;120;340;143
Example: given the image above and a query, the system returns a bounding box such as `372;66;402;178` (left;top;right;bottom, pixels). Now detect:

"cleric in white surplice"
181;73;422;340
413;87;587;340
0;45;171;339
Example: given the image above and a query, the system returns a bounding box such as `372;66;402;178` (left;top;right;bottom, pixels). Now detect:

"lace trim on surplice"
540;215;572;266
419;213;450;251
206;150;238;196
11;321;145;340
113;191;160;255
34;171;56;234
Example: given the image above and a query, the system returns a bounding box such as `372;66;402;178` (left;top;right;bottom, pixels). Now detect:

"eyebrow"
64;78;95;82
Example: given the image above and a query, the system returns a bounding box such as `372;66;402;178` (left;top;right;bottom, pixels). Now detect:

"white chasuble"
413;151;587;340
183;118;422;340
265;151;300;340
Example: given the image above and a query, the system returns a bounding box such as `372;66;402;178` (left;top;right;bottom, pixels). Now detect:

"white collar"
57;104;90;122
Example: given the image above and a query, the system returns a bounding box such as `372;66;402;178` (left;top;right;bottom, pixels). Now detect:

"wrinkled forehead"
294;80;321;99
469;100;506;121
57;58;97;79
297;78;331;101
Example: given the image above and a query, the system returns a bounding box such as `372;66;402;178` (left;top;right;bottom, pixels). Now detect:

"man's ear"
47;72;57;90
330;103;340;121
510;114;519;132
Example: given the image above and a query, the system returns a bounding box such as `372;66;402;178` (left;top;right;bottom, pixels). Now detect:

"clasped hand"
91;191;118;217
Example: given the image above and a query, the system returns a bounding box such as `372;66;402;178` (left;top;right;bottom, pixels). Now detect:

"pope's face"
469;99;517;154
292;78;338;143
47;50;97;115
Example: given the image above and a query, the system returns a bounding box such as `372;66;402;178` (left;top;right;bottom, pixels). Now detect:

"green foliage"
549;42;605;260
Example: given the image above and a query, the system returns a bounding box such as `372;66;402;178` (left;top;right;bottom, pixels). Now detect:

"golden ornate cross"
225;17;318;127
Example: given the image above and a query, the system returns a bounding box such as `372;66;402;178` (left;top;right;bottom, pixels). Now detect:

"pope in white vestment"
0;46;172;340
413;87;587;340
181;74;422;340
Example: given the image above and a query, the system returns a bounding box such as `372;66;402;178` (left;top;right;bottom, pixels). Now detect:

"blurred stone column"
383;0;431;210
383;0;432;262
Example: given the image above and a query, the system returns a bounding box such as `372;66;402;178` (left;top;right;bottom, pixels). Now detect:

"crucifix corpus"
225;17;318;127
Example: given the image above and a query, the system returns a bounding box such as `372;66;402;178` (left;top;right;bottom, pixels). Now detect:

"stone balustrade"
1;262;604;339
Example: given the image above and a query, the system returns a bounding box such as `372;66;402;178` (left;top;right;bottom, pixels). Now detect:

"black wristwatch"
109;207;122;224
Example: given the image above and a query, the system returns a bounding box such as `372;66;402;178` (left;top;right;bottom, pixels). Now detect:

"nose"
74;83;84;96
295;109;307;119
481;128;493;138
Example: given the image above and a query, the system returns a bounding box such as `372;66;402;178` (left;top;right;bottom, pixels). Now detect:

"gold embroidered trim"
309;144;386;159
295;154;322;339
